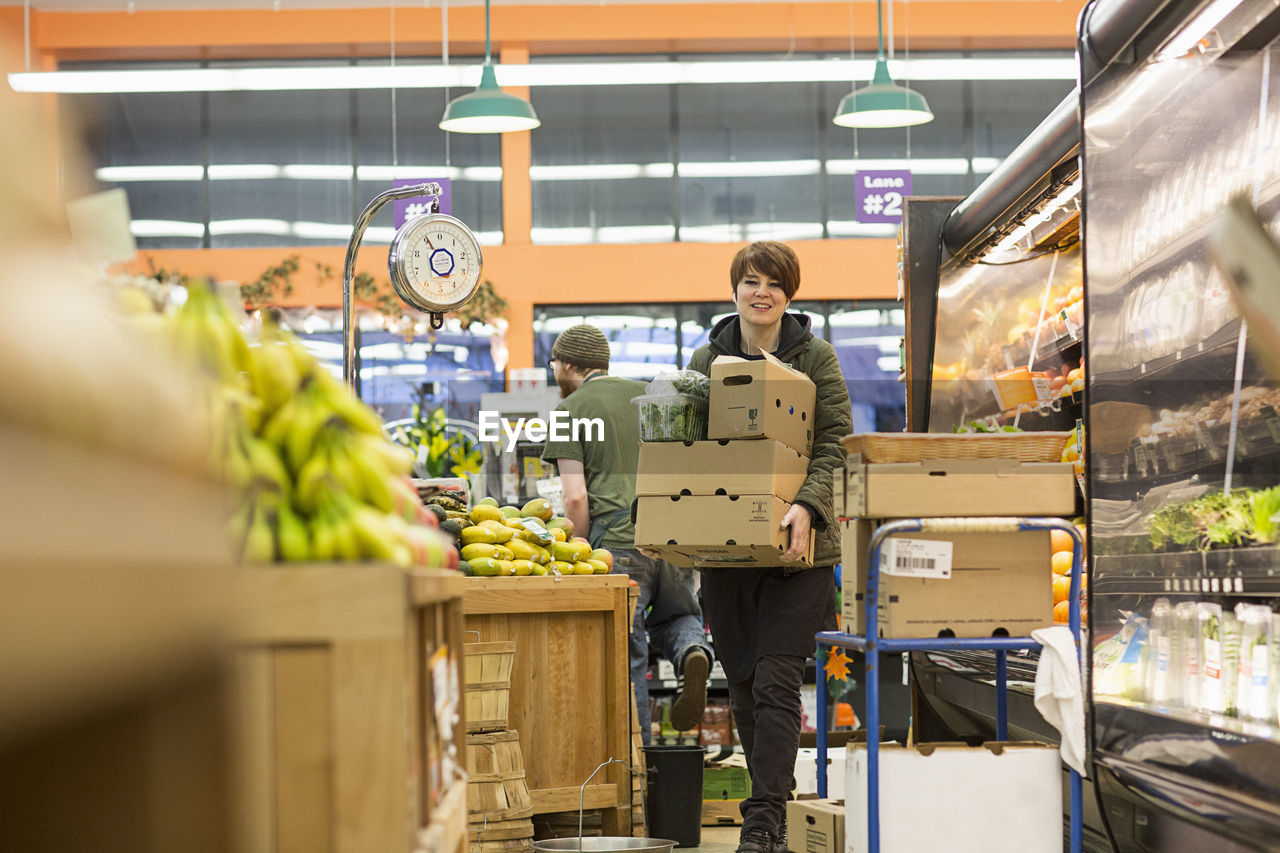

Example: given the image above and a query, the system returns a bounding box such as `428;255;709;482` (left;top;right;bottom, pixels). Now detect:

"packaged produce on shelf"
172;284;458;568
631;370;711;442
451;496;613;577
1146;484;1280;552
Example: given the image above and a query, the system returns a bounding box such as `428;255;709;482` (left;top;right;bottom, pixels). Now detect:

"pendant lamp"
833;0;934;129
439;0;540;133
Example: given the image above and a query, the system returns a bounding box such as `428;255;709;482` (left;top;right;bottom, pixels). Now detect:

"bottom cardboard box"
786;799;844;853
635;494;815;569
701;799;744;826
842;521;1053;638
844;741;1060;853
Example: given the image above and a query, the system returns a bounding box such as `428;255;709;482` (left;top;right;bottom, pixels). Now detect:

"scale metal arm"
341;182;442;390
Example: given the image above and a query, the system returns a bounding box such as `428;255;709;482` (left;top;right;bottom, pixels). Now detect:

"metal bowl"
533;838;677;853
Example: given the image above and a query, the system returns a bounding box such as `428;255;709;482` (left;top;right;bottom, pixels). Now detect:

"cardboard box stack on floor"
635;352;818;568
837;436;1074;638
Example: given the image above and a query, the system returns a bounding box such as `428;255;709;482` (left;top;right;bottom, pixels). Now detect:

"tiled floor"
685;824;739;853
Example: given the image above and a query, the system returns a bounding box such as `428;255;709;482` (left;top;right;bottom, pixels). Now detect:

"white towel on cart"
1031;626;1086;775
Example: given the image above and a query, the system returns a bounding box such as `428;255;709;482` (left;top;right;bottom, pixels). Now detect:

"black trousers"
726;654;808;836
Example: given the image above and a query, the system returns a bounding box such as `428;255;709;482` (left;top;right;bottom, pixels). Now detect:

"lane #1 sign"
393;178;453;228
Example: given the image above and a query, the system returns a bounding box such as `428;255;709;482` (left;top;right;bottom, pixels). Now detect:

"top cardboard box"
843;456;1076;518
709;351;816;457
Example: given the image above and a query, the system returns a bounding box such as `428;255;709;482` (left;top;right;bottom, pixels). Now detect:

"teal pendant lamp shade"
440;63;540;133
440;0;540;133
833;0;934;129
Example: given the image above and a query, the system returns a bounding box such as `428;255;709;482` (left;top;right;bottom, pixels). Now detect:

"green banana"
310;503;338;560
228;499;253;556
276;502;311;561
242;499;276;563
293;445;333;515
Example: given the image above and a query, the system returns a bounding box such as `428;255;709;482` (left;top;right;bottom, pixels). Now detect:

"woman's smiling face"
733;266;789;329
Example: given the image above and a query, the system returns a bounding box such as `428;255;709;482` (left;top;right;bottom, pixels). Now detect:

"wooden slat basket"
466;731;534;823
464;641;515;733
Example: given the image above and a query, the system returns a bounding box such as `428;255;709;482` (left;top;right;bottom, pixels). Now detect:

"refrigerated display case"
1082;0;1280;849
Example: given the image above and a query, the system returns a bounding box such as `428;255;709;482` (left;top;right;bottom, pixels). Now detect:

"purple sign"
393;177;452;228
854;170;911;224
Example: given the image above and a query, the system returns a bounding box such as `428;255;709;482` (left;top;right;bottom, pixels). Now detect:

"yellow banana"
293;446;333;515
245;433;291;496
285;388;333;474
352;451;395;513
348;502;399;563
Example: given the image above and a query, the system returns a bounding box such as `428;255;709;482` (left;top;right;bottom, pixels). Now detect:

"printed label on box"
883;538;953;579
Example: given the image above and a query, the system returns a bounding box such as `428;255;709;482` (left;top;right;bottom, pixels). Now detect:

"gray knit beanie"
552;324;611;371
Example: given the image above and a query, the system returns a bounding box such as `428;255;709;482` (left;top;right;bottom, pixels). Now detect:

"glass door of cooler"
929;243;1084;435
1082;13;1280;847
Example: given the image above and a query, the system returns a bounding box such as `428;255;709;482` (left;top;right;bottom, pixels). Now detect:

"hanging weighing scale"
341;182;483;392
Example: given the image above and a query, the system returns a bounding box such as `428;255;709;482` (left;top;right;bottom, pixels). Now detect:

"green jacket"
687;312;852;567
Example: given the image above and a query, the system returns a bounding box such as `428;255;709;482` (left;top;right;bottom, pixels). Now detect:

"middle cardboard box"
634;438;815;569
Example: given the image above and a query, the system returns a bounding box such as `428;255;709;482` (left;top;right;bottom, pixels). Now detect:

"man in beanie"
542;324;713;743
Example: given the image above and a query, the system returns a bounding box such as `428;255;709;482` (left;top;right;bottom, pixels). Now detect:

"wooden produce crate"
408;571;469;853
464;576;633;836
234;565;466;853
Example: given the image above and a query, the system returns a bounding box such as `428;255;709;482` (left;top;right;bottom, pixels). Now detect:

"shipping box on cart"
708;351;816;456
636;438;809;501
842;457;1075;518
842;523;1052;638
634;493;815;569
844;741;1060;853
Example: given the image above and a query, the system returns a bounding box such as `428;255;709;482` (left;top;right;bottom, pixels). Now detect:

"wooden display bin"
233;565;467;853
464;576;634;836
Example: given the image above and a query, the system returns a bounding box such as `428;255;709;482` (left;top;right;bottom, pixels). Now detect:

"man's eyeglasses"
546;358;558;371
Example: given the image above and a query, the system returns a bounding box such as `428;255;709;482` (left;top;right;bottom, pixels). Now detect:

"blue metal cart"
815;516;1084;853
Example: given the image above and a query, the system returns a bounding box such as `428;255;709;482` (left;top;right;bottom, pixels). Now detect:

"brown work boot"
669;647;710;731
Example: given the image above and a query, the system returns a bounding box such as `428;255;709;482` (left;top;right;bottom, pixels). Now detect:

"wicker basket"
841;432;1072;464
464;641;516;733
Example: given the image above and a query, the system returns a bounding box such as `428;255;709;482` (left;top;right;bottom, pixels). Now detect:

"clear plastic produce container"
632;392;709;442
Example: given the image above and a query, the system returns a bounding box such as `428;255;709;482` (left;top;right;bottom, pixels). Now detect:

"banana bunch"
173;285;457;569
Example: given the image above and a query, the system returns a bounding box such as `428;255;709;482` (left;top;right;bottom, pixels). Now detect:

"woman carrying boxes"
688;242;852;853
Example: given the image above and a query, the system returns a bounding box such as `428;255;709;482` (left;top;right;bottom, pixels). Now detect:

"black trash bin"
642;745;705;848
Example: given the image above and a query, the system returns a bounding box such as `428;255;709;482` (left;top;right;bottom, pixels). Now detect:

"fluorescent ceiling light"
209;218;292;236
208;164;281;180
282;164;354;180
11;56;1075;95
97;165;202;182
130;219;205;238
679;160;821;178
827;221;899;237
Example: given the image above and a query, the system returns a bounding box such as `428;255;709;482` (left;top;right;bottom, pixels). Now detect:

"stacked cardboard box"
702;759;751;825
635;352;818;568
837;440;1075;638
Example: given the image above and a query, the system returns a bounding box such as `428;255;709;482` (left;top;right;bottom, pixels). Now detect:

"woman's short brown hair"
729;241;800;301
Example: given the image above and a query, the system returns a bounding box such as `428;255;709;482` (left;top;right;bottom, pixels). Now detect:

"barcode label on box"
883;538;952;579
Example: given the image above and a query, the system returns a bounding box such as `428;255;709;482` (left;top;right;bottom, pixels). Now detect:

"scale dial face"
388;213;483;315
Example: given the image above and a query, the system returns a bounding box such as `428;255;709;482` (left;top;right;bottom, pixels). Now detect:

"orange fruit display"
1050;529;1075;554
1053;575;1072;605
1051;550;1074;576
1053;600;1070;623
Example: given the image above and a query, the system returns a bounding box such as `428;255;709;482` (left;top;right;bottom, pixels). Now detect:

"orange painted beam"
124;238;898;369
33;2;1078;60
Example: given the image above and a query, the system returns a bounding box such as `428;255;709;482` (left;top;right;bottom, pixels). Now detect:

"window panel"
206;64;352;248
66;83;205;249
531;78;673;240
